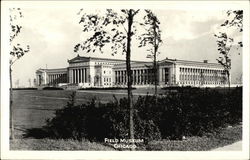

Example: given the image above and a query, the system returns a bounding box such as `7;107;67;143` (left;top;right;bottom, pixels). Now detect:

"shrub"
43;87;64;90
45;93;161;142
13;87;37;90
45;87;242;142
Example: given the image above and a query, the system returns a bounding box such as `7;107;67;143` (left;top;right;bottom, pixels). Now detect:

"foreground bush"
13;87;37;90
43;87;64;90
45;93;161;142
45;87;242;141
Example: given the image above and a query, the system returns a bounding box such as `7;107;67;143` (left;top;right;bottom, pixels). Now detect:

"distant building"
36;55;229;88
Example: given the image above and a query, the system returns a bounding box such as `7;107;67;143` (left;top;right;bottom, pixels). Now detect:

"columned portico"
36;56;229;88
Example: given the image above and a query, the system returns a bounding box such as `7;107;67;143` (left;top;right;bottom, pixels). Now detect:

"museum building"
36;55;229;88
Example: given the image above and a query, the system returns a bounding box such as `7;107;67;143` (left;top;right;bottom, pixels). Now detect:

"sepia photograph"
1;1;249;160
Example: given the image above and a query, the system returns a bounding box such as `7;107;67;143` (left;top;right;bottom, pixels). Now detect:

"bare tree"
214;32;233;88
75;9;165;144
139;10;162;99
214;10;243;88
9;8;30;139
221;10;243;53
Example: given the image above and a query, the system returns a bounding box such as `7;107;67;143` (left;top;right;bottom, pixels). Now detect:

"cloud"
155;10;226;41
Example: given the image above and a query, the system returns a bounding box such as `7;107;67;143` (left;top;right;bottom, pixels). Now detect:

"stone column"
79;69;80;83
142;70;145;84
83;68;85;83
73;69;76;84
121;70;123;85
142;69;144;85
137;70;139;85
138;70;140;85
139;69;142;85
122;71;124;85
54;74;56;84
79;68;82;83
58;74;59;84
120;71;123;85
81;69;83;83
54;75;56;84
75;70;77;84
58;74;61;83
132;70;135;85
54;74;57;84
134;70;136;85
123;71;125;85
70;69;73;84
76;69;79;84
118;70;120;85
135;70;138;85
115;71;117;85
58;74;60;84
78;69;81;83
55;74;57;84
125;71;127;85
144;69;147;84
85;68;90;83
85;68;87;83
79;69;82;83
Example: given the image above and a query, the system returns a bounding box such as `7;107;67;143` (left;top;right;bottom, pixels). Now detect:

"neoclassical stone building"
36;55;229;88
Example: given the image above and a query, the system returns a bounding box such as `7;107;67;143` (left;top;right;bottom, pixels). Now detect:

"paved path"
212;141;242;151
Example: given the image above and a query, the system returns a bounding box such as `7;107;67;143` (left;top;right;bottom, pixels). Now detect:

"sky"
9;6;243;87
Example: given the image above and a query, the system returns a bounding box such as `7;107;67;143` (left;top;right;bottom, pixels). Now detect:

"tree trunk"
227;71;230;89
153;18;158;102
126;10;134;146
10;66;14;140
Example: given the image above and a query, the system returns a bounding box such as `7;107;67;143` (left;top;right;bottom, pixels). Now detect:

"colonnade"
115;68;154;85
178;67;227;85
71;68;87;84
48;74;67;84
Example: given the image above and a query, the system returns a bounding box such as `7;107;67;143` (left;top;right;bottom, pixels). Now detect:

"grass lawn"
12;89;163;130
10;138;115;150
147;125;242;151
10;125;241;150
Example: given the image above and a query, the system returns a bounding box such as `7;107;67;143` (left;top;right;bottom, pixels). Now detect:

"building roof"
36;68;67;73
69;55;222;67
68;54;148;63
159;58;223;68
